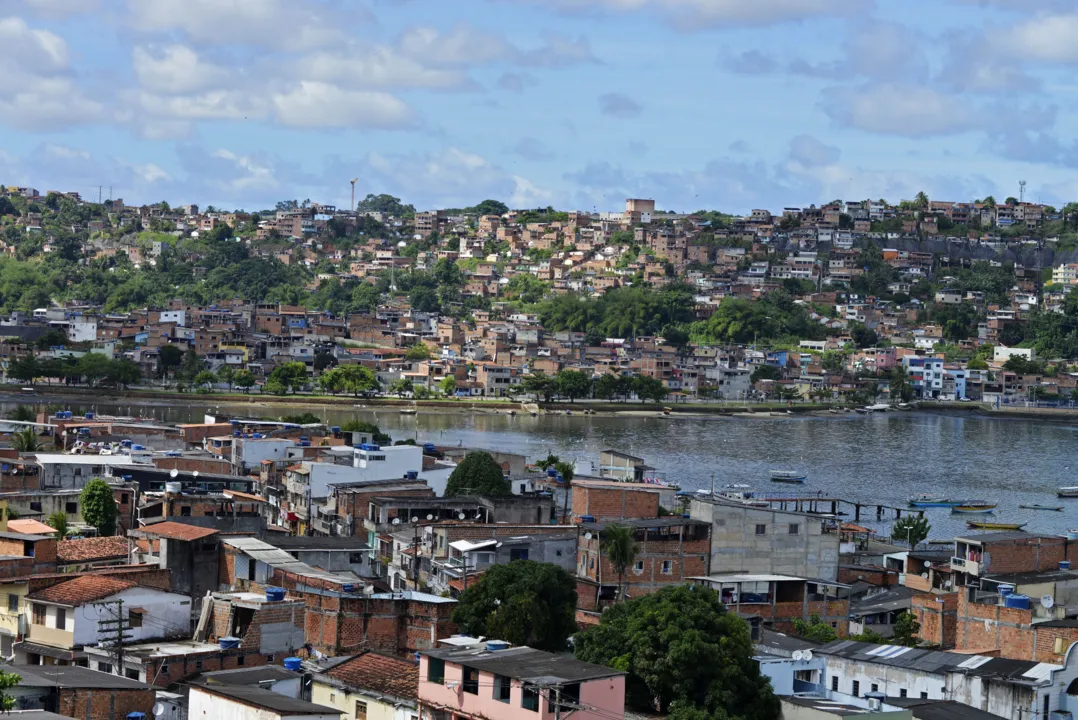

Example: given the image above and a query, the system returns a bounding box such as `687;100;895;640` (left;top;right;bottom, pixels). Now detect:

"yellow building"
311;651;418;720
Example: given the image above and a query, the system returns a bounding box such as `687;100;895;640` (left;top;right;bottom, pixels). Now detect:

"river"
7;397;1077;541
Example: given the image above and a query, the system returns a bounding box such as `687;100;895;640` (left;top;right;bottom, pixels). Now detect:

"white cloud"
134;89;265;122
821;84;974;137
508;0;863;29
295;47;469;90
0;17;68;70
362;147;520;208
788;135;841;167
397;24;511;66
599;92;642;118
132;45;235;94
272;82;415;129
997;14;1078;64
18;0;98;17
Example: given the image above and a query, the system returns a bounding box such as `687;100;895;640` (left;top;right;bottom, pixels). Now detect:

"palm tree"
11;427;40;453
6;406;33;422
915;191;929;210
602;524;638;603
555;461;574;523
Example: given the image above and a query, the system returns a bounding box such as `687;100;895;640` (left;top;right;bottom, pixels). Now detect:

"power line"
94;599;132;675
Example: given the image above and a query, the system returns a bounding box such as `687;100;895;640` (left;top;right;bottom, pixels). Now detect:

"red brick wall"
773;599;850;637
576;532;710;597
337;488;435;526
983;537;1066;575
143;649;268;687
838;565;897;587
153;456;233;474
913;592;957;648
58;687;154;720
572;485;659;522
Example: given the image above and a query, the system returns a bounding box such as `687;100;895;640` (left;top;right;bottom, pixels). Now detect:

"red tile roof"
28;575;136;606
139;522;219;541
58;536;130;563
325;651;418;700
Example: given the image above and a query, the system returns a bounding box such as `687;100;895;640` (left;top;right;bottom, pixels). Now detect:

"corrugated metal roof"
222;537;361;588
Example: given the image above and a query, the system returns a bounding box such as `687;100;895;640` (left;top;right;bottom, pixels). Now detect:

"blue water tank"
252;433;263;439
1062;561;1072;571
265;587;286;602
546;467;557;477
127;713;146;720
84;412;94;420
485;640;510;652
580;515;595;524
283;657;303;671
405;470;418;480
1005;594;1031;610
998;584;1015;597
219;636;240;650
331;426;341;434
423;443;436;453
233;430;241;437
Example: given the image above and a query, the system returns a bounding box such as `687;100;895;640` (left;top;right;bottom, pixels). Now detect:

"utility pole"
96;599;131;675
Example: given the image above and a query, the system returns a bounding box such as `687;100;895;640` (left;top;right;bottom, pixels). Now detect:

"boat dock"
764;493;924;521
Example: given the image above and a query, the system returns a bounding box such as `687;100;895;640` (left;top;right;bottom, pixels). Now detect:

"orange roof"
28;575;136;606
138;522;219;541
58;536;130;563
7;518;56;535
223;490;267;503
326;651;418;700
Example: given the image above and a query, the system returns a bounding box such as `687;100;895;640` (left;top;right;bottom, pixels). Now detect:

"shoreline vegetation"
3;386;1077;423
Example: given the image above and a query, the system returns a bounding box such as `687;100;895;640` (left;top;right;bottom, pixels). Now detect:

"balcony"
951;556;980;575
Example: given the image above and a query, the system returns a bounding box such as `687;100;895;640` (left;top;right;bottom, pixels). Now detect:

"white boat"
867;404;890;412
770;470;807;484
1059;487;1078;498
717;484;770;507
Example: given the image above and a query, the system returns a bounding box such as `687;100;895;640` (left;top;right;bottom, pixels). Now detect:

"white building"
67;317;98;343
189;684;341;720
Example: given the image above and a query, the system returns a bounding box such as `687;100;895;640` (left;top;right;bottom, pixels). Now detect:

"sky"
3;0;1078;214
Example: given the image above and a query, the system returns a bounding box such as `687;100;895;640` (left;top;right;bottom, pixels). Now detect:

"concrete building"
130;522;220;604
188;684;341;720
689;497;841;581
312;651;419;720
9;665;154;720
418;643;625;720
693;573;851;636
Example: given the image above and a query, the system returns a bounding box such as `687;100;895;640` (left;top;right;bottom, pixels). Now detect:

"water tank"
1005;594;1031;610
1068;529;1078;541
127;713;146;720
580;515;595;524
219;636;240;650
998;584;1015;597
165;482;182;494
485;640;510;652
84;412;94;420
546;467;558;477
405;470;418;480
1062;561;1072;571
423;443;436;453
283;657;302;671
330;426;341;434
252;433;263;439
233;430;241;437
265;587;286;602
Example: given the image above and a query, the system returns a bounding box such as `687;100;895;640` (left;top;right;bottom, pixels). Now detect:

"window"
348;553;365;564
55;608;66;630
128;610;143;628
126;669;139;680
29;502;41;512
120;494;128;505
65;502;77;514
831;677;839;692
97;662;112;674
354;700;367;720
789;524;800;535
7;594;17;613
852;681;860;697
522;686;540;712
462;666;479;694
427;658;445;683
180;506;191;517
661;560;672;575
32;603;45;625
900;690;907;698
921;692;928;700
509;548;529;562
871;684;878;693
494;674;511;703
634;560;644;573
237;655;245;666
195;659;203;671
248;560;257;581
755;524;766;535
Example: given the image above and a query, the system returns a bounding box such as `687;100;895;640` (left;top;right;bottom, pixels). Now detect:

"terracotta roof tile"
28;575;136;606
7;519;57;535
325;651;418;700
138;522;219;541
58;536;130;563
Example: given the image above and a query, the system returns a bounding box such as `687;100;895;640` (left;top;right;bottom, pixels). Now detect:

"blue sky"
3;0;1078;213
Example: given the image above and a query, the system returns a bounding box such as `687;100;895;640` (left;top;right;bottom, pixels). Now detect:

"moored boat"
1058;487;1078;498
952;501;997;514
1019;504;1064;511
770;470;807;484
908;494;965;508
966;520;1027;531
717;484;771;507
399;408;417;415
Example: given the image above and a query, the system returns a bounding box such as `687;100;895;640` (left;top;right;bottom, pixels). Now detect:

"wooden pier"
763;495;924;521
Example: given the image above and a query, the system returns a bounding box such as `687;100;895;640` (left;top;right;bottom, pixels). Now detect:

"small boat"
506;409;516;416
662;407;672;416
952;502;997;515
867;404;889;412
829;408;838;414
1019;504;1064;511
909;494;965;508
966;521;1027;531
897;403;912;411
770;470;807;484
854;408;868;414
1058;487;1078;498
718;484;770;507
399;408;417;415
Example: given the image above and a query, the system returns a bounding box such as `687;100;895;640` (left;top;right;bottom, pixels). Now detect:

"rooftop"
6;519;57;535
198;666;300;686
28;575;137;606
983;569;1078;585
850;586;916;616
131;522;219;541
955;531;1048;543
322;650;419;701
578;517;710;531
222;537;361;589
265;536;370;551
781;696;879;717
190;682;339;715
57;536;130;563
87;640;222;660
14;664;151;689
423;645;624;684
888;698;1009;720
692;573;850;588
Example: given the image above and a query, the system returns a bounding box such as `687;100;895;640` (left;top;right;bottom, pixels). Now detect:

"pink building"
418;643;626;720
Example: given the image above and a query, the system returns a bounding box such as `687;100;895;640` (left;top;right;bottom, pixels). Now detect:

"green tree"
452;561;577;652
76;353;111;386
892;611;921;647
389;378;414;397
890;366;914;402
340;420;392;444
793;613;837;643
7;405;34;422
554;460;574;522
405;342;433;361
267;361;307;394
80;478;117;536
750;364;782;384
7;355;41;385
445;451;511;496
522;372;558;402
439;376;457;396
179;346;202;383
46;510;68;537
821;351;846;374
158;344;183;377
233;369;255;393
106;359;142;388
217;365;235;390
11;427;40;453
313;351;337;372
594;373;625;401
555;369;592;402
0;669;20;710
193;370;217;389
575;585;779;718
471;199;509;216
632;375;668;403
602;524;638;602
892;515;930;549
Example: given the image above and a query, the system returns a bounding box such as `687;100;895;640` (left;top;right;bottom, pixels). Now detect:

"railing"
951;557;965;567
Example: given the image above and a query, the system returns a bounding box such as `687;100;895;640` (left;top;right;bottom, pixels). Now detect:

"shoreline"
0;386;1075;424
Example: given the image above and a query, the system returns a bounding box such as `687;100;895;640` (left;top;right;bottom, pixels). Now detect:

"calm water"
10;397;1078;540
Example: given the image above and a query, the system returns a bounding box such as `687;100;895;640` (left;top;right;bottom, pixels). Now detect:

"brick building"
11;665;154;720
570;479;662;522
693;573;851;637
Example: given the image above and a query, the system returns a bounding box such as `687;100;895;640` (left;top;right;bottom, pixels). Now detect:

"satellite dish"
392;518;401;525
426;514;434;521
192;471;200;478
1042;594;1055;609
170;469;178;478
583;532;593;540
923;561;931;569
153;704;165;717
793;650;804;661
802;650;813;662
457;513;466;520
410;516;418;523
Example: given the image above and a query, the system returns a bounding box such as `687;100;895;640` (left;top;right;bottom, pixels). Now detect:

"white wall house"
189;684;342;720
